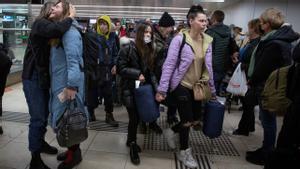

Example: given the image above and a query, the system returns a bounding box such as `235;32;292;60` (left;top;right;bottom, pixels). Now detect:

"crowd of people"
0;0;299;169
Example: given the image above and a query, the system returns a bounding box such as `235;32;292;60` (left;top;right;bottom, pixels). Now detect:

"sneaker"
149;122;162;134
58;148;82;169
129;142;140;165
105;113;119;127
163;128;176;149
246;148;265;165
176;148;198;168
41;141;58;155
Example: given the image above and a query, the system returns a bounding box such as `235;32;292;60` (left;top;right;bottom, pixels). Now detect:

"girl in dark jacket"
117;23;158;165
22;2;75;169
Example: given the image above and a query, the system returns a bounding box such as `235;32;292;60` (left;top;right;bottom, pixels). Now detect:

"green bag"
261;66;291;116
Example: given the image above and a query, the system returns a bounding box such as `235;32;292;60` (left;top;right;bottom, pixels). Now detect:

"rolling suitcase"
203;100;225;138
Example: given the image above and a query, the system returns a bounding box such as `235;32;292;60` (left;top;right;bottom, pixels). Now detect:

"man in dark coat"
206;10;238;96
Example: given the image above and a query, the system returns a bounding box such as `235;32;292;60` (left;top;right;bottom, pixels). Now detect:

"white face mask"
144;36;152;44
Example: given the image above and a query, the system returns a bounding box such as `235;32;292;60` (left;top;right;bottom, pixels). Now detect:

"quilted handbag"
56;100;88;147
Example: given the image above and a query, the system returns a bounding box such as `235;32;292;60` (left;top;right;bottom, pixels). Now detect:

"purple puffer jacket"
157;33;216;95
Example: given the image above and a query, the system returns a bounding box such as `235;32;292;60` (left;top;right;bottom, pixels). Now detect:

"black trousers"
86;80;113;113
237;87;258;132
126;105;139;143
276;100;300;149
0;57;12;116
171;85;202;150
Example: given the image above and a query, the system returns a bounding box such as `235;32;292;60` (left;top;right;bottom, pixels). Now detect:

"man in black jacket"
246;8;299;166
22;2;76;169
152;12;177;129
206;10;235;96
0;43;12;135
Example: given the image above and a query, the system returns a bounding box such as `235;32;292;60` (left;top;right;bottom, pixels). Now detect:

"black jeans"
237;87;258;132
126;106;139;143
171;85;202;150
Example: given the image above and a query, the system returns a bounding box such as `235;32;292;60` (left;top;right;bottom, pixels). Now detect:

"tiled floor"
1;83;284;169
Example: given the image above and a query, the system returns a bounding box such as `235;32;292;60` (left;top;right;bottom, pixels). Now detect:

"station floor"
0;83;284;169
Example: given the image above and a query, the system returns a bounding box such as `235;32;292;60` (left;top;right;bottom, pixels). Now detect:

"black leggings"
171;85;202;150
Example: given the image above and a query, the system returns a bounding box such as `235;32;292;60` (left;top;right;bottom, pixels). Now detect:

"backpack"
261;65;291;116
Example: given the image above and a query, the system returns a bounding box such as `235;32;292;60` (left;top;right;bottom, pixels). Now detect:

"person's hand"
69;4;76;18
64;88;77;100
111;65;116;75
139;74;145;83
231;52;239;64
155;93;165;102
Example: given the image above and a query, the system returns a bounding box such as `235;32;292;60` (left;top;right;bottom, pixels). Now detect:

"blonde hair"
260;8;284;29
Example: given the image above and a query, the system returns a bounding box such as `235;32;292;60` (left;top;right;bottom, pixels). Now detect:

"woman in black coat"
0;43;12;135
117;23;158;165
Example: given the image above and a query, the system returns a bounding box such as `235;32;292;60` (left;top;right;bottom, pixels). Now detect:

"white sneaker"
176;148;198;168
163;128;176;149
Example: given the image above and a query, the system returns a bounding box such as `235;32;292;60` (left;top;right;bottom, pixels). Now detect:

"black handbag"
56;100;88;147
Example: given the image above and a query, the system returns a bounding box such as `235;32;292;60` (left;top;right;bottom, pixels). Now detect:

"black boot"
105;112;119;127
57;151;67;161
129;142;140;165
41;141;58;155
0;126;3;135
29;152;50;169
58;148;82;169
149;121;162;134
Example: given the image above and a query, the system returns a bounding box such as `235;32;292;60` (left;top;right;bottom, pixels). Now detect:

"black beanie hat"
159;12;175;27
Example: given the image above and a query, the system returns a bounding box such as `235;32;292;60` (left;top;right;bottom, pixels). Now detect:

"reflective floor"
1;83;284;169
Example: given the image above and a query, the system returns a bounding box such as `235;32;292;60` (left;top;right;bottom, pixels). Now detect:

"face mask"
144;36;152;44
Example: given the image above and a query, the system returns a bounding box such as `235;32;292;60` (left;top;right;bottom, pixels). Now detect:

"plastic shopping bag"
226;63;248;96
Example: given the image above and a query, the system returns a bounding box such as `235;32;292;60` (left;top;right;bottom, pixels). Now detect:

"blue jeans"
23;71;50;152
255;86;277;151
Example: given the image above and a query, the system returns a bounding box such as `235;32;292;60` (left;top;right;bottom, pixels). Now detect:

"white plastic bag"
226;63;248;96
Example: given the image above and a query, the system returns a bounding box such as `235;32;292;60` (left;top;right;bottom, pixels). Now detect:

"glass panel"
0;4;30;73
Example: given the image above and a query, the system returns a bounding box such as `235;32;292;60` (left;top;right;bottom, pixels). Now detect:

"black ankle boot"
29;152;50;169
58;148;82;169
57;151;68;161
105;113;119;127
41;141;58;154
129;142;140;165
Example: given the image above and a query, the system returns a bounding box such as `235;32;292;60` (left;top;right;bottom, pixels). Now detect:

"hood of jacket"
208;23;231;38
264;24;299;43
97;15;112;39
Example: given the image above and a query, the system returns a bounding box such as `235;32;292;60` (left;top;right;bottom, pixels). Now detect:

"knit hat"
159;12;175;27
